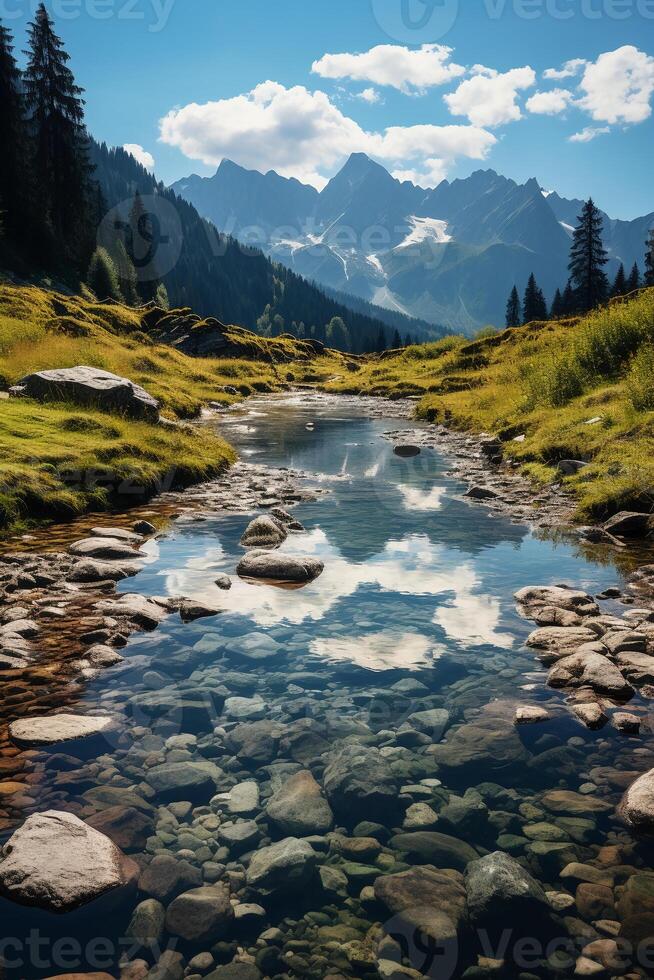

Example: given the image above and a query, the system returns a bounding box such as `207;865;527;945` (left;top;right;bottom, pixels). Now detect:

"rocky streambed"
1;393;654;980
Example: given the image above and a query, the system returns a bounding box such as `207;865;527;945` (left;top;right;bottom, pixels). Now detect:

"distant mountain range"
172;154;654;334
90;142;446;353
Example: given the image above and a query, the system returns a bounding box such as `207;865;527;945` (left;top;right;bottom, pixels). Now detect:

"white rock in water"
572;703;608;729
0;810;137;912
237;551;324;583
515;706;550;725
245;837;316;894
69;537;143;561
9;713;116;747
618;769;654;831
515;586;599;617
240;515;287;548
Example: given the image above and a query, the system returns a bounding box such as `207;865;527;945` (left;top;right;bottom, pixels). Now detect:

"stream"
2;393;654;980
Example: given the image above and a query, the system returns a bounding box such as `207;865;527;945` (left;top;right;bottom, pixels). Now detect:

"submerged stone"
465;851;549;927
0;810;137;913
266;770;334;836
245;837;316;895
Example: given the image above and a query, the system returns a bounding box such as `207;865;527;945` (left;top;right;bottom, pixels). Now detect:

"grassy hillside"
0;285;344;532
325;289;654;520
3;283;653;532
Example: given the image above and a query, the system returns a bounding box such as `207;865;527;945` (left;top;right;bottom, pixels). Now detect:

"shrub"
87;248;123;303
626;344;654;410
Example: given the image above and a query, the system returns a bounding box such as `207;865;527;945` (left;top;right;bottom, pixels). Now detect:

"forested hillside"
0;6;401;354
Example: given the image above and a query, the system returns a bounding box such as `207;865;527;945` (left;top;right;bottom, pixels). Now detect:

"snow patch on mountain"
395;216;452;250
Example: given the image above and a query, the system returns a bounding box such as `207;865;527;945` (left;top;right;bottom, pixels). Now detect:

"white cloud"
444;66;536;127
568;126;611;143
526;88;573;115
160;81;368;187
357;87;382;104
392;160;448;188
577;45;654;125
543;58;587;81
312;43;464;94
123;143;155;171
373;123;495;160
159;81;495;188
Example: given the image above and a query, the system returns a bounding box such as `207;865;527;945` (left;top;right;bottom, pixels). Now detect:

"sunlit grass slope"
325;289;654;520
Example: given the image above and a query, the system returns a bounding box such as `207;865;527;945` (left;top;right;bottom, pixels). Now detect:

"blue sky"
6;0;653;218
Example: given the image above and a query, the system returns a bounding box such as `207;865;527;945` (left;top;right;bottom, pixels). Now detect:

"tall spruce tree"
645;227;654;287
550;288;564;319
23;3;93;273
505;285;521;328
568;198;609;312
127;189;162;302
522;273;547;323
561;280;576;316
0;21;33;262
611;263;627;298
627;262;640;294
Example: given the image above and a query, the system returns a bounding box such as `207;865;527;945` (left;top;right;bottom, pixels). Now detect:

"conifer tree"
505;285;521;328
404;333;414;347
550;288;564;319
391;328;402;349
645;228;654;287
87;246;122;301
0;21;33;262
611;263;627;298
627;262;640;294
522;273;547;323
127;189;163;302
561;280;576;316
23;3;93;272
375;327;387;352
568;198;608;312
112;239;139;306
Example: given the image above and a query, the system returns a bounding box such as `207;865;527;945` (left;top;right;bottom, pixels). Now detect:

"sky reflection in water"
124;396;621;673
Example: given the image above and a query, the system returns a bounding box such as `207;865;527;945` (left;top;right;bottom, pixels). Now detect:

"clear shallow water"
122;394;620;674
6;394;650;980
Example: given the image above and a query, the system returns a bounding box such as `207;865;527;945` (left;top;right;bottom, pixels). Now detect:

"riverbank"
3;285;654;537
0;285;349;534
325;288;654;524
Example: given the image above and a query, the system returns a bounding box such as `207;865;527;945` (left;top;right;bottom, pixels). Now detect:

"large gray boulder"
246;838;316;895
389;832;478;871
127;898;166;948
266;770;333;836
618;769;654;832
465;851;549;927
165;884;234;943
69;536;143;561
237;550;323;583
548;650;634;697
374;867;467;960
10;366;159;421
240;515;287;548
603;511;652;538
146;761;221;803
0;810;138;913
323;744;400;824
9;713;116;748
515;586;599;617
